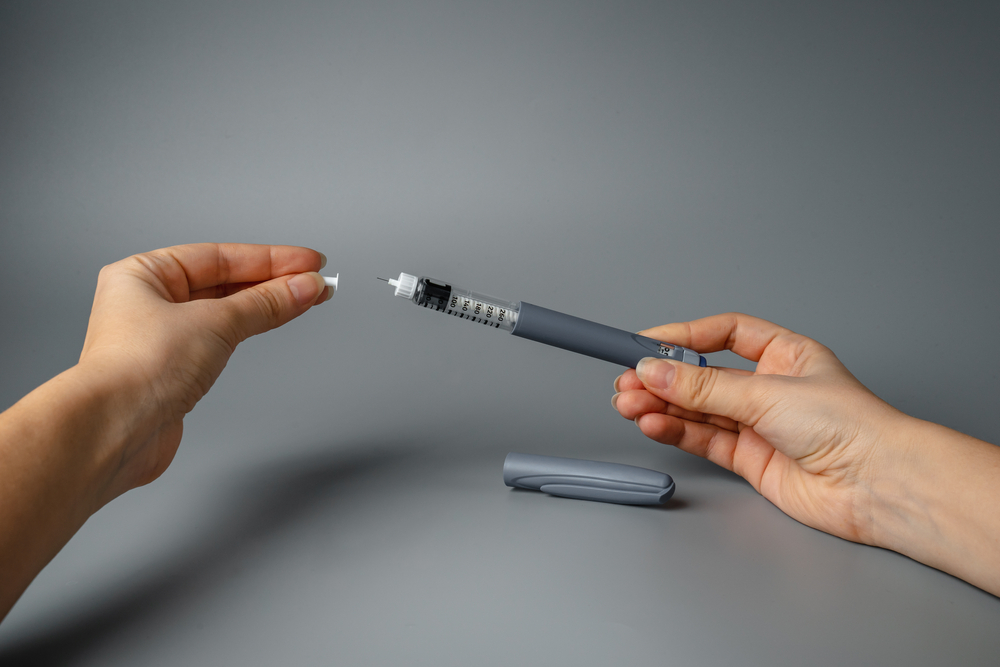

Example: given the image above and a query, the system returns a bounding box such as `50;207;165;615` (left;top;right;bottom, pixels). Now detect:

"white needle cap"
323;274;339;294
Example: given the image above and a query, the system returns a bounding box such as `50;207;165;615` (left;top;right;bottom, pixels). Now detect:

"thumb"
223;272;326;342
635;357;766;425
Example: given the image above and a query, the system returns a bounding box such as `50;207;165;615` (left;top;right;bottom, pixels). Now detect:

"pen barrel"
510;302;705;368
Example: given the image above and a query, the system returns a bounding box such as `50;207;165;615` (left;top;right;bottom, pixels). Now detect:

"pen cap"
503;452;675;505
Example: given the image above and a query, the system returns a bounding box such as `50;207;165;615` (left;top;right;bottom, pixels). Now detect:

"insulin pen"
379;273;707;368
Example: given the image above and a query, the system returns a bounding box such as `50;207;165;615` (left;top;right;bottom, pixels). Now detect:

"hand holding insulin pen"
322;270;693;506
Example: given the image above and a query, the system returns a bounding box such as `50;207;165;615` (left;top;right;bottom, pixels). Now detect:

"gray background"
1;0;999;664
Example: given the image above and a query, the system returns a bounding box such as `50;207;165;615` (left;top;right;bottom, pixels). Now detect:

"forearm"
0;366;127;620
873;416;1000;596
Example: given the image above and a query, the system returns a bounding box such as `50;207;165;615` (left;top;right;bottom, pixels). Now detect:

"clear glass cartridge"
383;273;519;331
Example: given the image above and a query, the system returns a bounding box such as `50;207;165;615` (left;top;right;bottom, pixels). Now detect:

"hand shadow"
0;440;419;666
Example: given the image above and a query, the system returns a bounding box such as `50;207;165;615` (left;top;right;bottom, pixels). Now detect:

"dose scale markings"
441;295;510;328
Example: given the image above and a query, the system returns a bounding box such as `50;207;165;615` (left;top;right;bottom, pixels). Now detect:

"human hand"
612;313;908;545
77;243;330;501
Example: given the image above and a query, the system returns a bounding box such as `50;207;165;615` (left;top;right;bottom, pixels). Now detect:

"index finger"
638;312;795;363
138;243;325;294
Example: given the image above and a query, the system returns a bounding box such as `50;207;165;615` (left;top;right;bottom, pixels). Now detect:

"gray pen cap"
503;452;675;506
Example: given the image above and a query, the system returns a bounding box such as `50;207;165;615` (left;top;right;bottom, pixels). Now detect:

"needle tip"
376;277;390;282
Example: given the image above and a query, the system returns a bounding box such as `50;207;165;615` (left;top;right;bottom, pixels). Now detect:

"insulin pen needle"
378;275;409;293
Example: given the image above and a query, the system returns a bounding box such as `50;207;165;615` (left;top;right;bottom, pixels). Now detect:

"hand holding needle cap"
0;243;339;621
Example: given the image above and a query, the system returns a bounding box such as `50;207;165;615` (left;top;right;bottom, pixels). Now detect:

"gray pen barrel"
510;301;705;368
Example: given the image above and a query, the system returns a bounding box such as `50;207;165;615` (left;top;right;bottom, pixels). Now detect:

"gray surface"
1;1;999;664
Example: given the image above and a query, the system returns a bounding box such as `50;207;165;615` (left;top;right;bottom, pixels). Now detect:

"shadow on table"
0;440;420;666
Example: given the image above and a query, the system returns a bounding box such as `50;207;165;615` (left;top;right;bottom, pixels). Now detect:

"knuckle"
208;307;244;350
95;265;114;287
130;251;163;273
249;286;285;323
682;367;718;412
705;429;736;470
97;259;129;282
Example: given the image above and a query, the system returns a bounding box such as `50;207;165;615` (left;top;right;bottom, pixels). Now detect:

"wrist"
39;365;139;513
866;413;932;553
64;361;162;506
868;413;1000;595
0;364;133;617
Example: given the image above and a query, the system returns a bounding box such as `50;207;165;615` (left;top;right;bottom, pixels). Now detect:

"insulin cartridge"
379;273;707;368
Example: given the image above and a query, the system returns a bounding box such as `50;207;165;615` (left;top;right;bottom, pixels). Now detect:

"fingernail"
611;393;619;409
318;252;328;269
613;375;622;392
636;357;675;389
288;273;323;306
325;285;335;302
